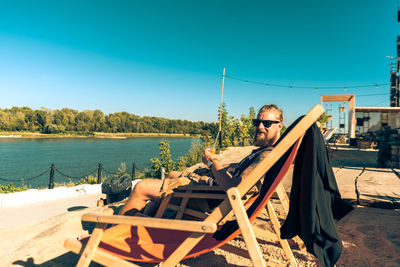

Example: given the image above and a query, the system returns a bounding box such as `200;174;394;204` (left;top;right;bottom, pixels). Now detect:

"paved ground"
329;145;400;209
1;145;400;229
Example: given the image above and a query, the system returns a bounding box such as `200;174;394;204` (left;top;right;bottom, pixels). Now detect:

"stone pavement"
335;166;400;209
328;144;400;208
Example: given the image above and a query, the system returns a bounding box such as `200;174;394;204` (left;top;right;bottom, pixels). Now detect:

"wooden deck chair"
64;104;324;267
323;127;336;142
154;150;306;264
324;127;337;150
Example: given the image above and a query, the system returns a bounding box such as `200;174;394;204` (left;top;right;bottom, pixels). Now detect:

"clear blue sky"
0;0;398;125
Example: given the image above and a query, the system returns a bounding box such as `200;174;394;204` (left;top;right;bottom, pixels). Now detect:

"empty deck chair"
323;127;336;142
64;104;324;267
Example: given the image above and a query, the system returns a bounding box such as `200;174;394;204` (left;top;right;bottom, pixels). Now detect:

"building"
355;107;400;135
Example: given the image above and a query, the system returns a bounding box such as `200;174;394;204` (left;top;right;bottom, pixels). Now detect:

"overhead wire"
368;99;390;107
357;93;390;97
224;75;389;90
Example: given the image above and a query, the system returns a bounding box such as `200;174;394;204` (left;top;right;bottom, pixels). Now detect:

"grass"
0;183;28;194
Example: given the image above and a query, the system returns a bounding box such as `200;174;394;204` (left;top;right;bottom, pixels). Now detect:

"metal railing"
0;162;138;189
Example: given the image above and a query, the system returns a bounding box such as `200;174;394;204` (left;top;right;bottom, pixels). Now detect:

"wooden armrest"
81;213;217;233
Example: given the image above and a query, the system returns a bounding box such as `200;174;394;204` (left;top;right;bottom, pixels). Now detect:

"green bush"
177;139;205;169
77;175;106;185
134;168;151;179
150;139;206;178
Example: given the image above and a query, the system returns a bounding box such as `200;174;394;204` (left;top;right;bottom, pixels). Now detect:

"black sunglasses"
252;119;281;128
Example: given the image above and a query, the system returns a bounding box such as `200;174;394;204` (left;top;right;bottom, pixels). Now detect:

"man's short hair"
257;104;284;122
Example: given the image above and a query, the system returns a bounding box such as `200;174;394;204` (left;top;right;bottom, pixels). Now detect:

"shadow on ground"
329;147;378;168
12;250;236;267
11;253;102;267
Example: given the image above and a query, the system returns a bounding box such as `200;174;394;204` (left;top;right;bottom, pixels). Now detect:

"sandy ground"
1;146;400;266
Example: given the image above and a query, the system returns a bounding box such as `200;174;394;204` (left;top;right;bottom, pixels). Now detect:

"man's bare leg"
118;179;163;215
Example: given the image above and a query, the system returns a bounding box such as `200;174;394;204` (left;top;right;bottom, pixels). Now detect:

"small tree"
317;112;329;128
221;115;237;148
219;104;256;148
150;140;174;178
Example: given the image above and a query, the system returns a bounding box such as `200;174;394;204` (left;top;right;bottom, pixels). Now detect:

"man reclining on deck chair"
119;104;285;216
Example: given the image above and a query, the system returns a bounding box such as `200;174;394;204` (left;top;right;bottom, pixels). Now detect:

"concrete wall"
0;180;141;208
0;184;101;208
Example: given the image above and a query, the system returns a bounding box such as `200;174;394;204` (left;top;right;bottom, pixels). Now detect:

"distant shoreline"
0;131;196;139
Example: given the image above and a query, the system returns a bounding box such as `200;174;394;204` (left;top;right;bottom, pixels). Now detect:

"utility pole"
388;55;398;107
218;68;225;147
390;7;400;107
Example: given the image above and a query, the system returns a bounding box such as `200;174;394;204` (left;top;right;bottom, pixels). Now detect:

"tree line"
0;106;217;135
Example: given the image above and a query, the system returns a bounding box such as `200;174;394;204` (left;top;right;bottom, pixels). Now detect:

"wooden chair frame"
64;104;324;267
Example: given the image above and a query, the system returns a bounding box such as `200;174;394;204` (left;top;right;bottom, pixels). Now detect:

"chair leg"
65;237;140;267
155;194;172;218
175;189;192;219
275;183;290;213
227;187;266;267
77;208;114;267
266;201;297;267
275;184;306;252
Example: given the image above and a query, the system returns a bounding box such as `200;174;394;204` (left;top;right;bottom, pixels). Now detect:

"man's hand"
202;149;217;165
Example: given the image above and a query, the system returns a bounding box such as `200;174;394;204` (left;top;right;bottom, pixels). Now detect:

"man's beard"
254;130;275;147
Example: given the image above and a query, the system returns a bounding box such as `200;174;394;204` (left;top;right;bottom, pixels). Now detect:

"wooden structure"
321;94;356;140
64;105;324;267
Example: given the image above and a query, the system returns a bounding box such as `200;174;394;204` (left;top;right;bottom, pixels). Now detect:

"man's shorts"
158;171;213;197
157;171;220;213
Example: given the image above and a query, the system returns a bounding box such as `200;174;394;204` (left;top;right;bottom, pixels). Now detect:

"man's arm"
209;157;238;189
203;150;237;189
238;149;270;182
209;149;271;190
203;149;269;190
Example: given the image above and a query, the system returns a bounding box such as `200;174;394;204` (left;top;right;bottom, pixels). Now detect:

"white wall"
0;180;141;208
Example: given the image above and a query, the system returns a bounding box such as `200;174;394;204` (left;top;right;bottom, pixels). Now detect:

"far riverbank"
0;131;196;139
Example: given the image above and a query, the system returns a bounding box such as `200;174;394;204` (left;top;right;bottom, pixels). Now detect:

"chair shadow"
181;250;247;267
12;251;235;267
81;205;121;234
12;253;103;267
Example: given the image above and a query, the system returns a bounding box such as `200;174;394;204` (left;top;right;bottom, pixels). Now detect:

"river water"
0;137;197;188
